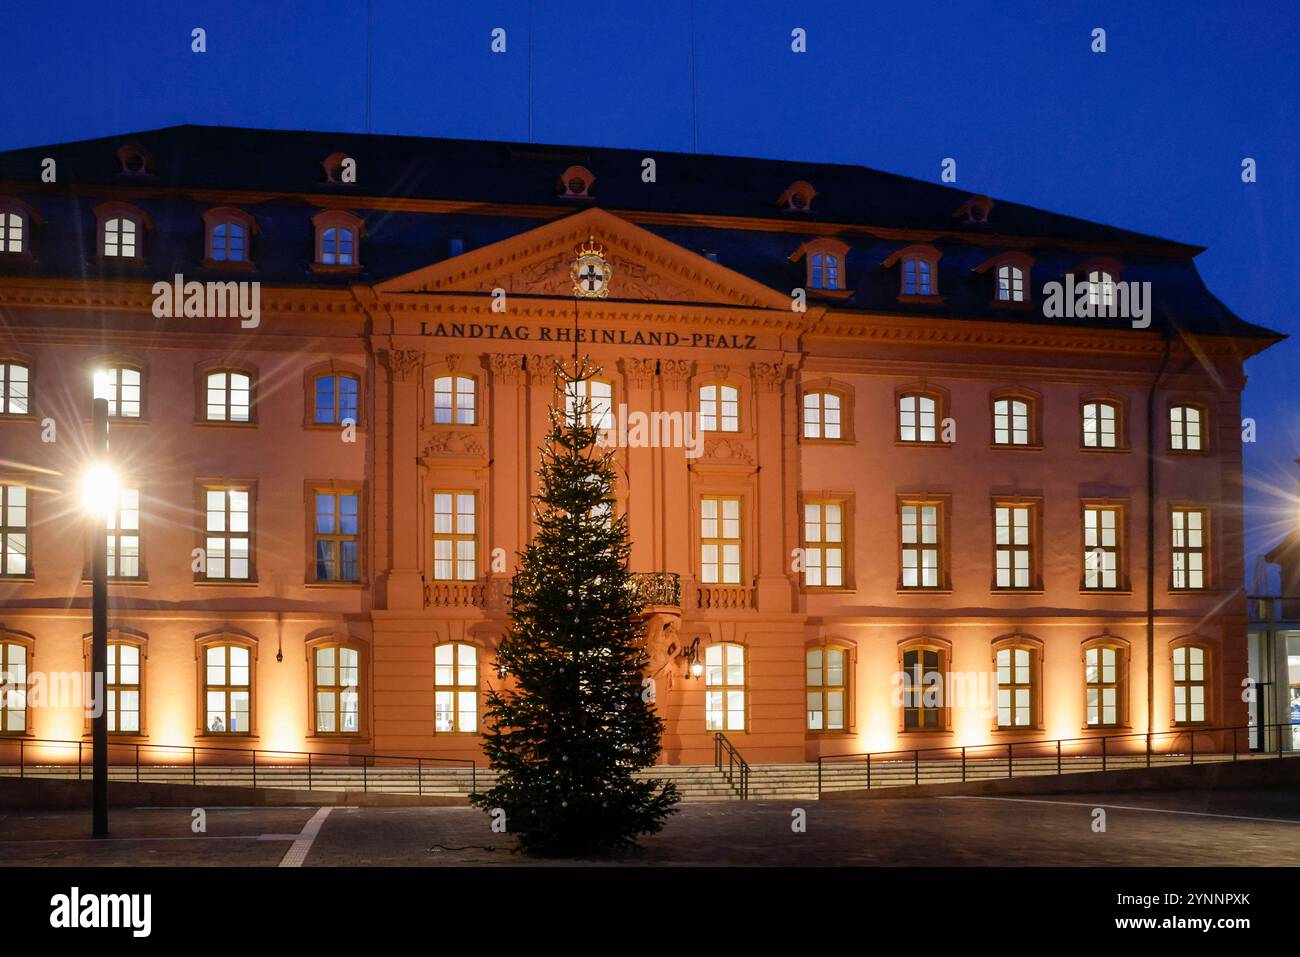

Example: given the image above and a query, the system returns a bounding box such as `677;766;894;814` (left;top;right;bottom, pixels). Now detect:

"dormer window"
885;245;942;300
94;202;149;262
0;207;26;255
791;238;850;293
777;181;817;213
312;210;364;270
954;194;994;224
558;166;595;199
322;152;356;185
116;143;154;176
202;208;256;268
1075;258;1124;312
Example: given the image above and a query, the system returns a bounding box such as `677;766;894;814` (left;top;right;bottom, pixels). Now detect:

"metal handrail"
713;732;750;800
0;736;477;795
816;721;1296;796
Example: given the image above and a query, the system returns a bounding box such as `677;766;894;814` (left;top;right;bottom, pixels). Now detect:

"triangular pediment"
374;207;791;310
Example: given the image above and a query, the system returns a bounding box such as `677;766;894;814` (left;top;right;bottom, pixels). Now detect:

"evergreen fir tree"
471;358;679;856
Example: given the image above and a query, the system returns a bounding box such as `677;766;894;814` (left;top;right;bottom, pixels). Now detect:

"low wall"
0;777;469;808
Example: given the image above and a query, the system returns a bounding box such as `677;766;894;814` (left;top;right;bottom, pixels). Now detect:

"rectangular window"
705;643;745;731
433;492;476;581
0;642;27;732
1171;508;1207;590
902;648;942;730
105;367;142;418
996;647;1033;728
106;487;141;579
699;385;740;432
1083;504;1122;589
1170;406;1203;451
1173;646;1207;724
994;503;1034;589
1085;646;1120;727
0;485;27;577
993;398;1030;445
806;647;847;731
107;643;140;734
204;486;252;581
900;501;942;589
1082;401;1117;448
314;374;359;425
802;501;844;588
433;375;476;425
0;363;29;414
434;643;477;733
700;496;742;584
802;391;841;439
314;491;361;582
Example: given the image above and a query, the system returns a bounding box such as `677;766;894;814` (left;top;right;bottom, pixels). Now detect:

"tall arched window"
564;377;613;430
1084;641;1126;728
1172;642;1211;725
107;641;141;734
0;639;28;733
993;639;1040;729
434;642;478;733
806;644;850;731
699;384;739;432
433;374;477;425
203;642;252;734
899;639;949;731
705;642;745;731
313;644;360;733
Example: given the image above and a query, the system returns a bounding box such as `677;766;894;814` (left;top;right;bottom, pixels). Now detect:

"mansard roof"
0;124;1282;346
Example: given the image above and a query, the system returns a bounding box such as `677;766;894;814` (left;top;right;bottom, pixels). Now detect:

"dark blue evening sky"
2;0;1297;583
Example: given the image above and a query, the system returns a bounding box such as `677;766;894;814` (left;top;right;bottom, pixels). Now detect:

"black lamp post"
88;395;110;836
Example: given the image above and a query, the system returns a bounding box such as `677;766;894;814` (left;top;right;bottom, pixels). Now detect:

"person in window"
209;715;224;733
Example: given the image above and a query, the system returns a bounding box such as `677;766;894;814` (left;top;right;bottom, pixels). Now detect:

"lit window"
699;384;739;432
900;503;942;589
321;227;355;265
106;487;141;579
211;222;246;262
700;496;741;585
101;366;142;418
901;646;943;730
314;374;359;425
206;371;251;422
1172;645;1208;724
314;645;360;733
433;375;476;425
0;363;28;414
204;644;251;733
0;641;27;732
1087;270;1116;310
433;492;476;581
993;398;1030;445
564;378;613;430
996;646;1034;728
103;217;137;258
106;643;140;733
994;504;1034;589
898;393;937;442
802;501;844;588
802;391;841;439
1170;405;1202;451
1171;508;1207;590
314;491;360;583
806;647;847;731
810;253;840;290
204;487;252;581
902;257;935;296
1083;505;1121;590
997;264;1026;302
1085;646;1121;727
0;212;24;254
705;643;745;731
0;485;27;577
434;643;478;733
1082;401;1118;448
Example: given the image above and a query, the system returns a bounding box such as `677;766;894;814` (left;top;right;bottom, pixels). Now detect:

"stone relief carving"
422;432;485;456
383;349;424;381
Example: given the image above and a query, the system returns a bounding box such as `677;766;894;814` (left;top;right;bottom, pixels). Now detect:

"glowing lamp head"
81;463;120;518
92;369;112;403
690;660;704;679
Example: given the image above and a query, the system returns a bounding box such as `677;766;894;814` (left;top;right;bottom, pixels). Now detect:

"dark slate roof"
0;124;1282;343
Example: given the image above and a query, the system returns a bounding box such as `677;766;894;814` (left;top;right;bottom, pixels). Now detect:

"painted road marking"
278;807;332;867
940;794;1300;826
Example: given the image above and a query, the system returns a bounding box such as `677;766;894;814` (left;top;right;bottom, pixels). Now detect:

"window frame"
92;360;147;421
562;375;615;431
0;199;37;257
0;358;32;418
201;207;257;270
0;480;31;580
991;498;1041;592
1080;395;1127;451
1168;402;1209;454
431;489;479;582
305;363;364;430
699;494;744;586
698;382;741;433
311;209;364;271
805;640;854;734
0;631;34;736
433;641;480;734
793;238;851;295
1169;505;1210;592
991;636;1042;732
102;483;144;582
897;636;951;733
432;373;479;427
704;641;748;733
81;630;147;737
884;244;942;301
989;389;1040;449
197;364;257;426
897;495;950;592
1170;638;1213;727
895;383;949;446
799;494;853;591
1081;500;1128;592
195;480;258;585
307;638;365;737
307;482;365;586
93;201;150;263
975;252;1034;307
1082;637;1130;730
195;632;257;737
800;379;854;443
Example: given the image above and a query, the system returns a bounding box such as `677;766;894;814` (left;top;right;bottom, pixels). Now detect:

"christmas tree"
471;358;679;856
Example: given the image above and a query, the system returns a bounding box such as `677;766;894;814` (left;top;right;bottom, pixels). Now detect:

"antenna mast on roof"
365;0;373;132
690;0;699;152
528;0;535;142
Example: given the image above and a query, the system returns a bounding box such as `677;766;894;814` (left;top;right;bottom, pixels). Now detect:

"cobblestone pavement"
1;790;1297;866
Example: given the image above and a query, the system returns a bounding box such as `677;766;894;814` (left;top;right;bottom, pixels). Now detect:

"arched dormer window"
116;142;155;176
311;210;363;270
884;244;941;300
976;252;1034;305
94;202;150;262
777;180;816;213
202;207;256;268
791;238;850;293
433;374;477;425
557;165;595;199
1074;258;1124;312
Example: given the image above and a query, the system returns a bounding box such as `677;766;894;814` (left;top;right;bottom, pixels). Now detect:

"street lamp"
82;375;117;837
